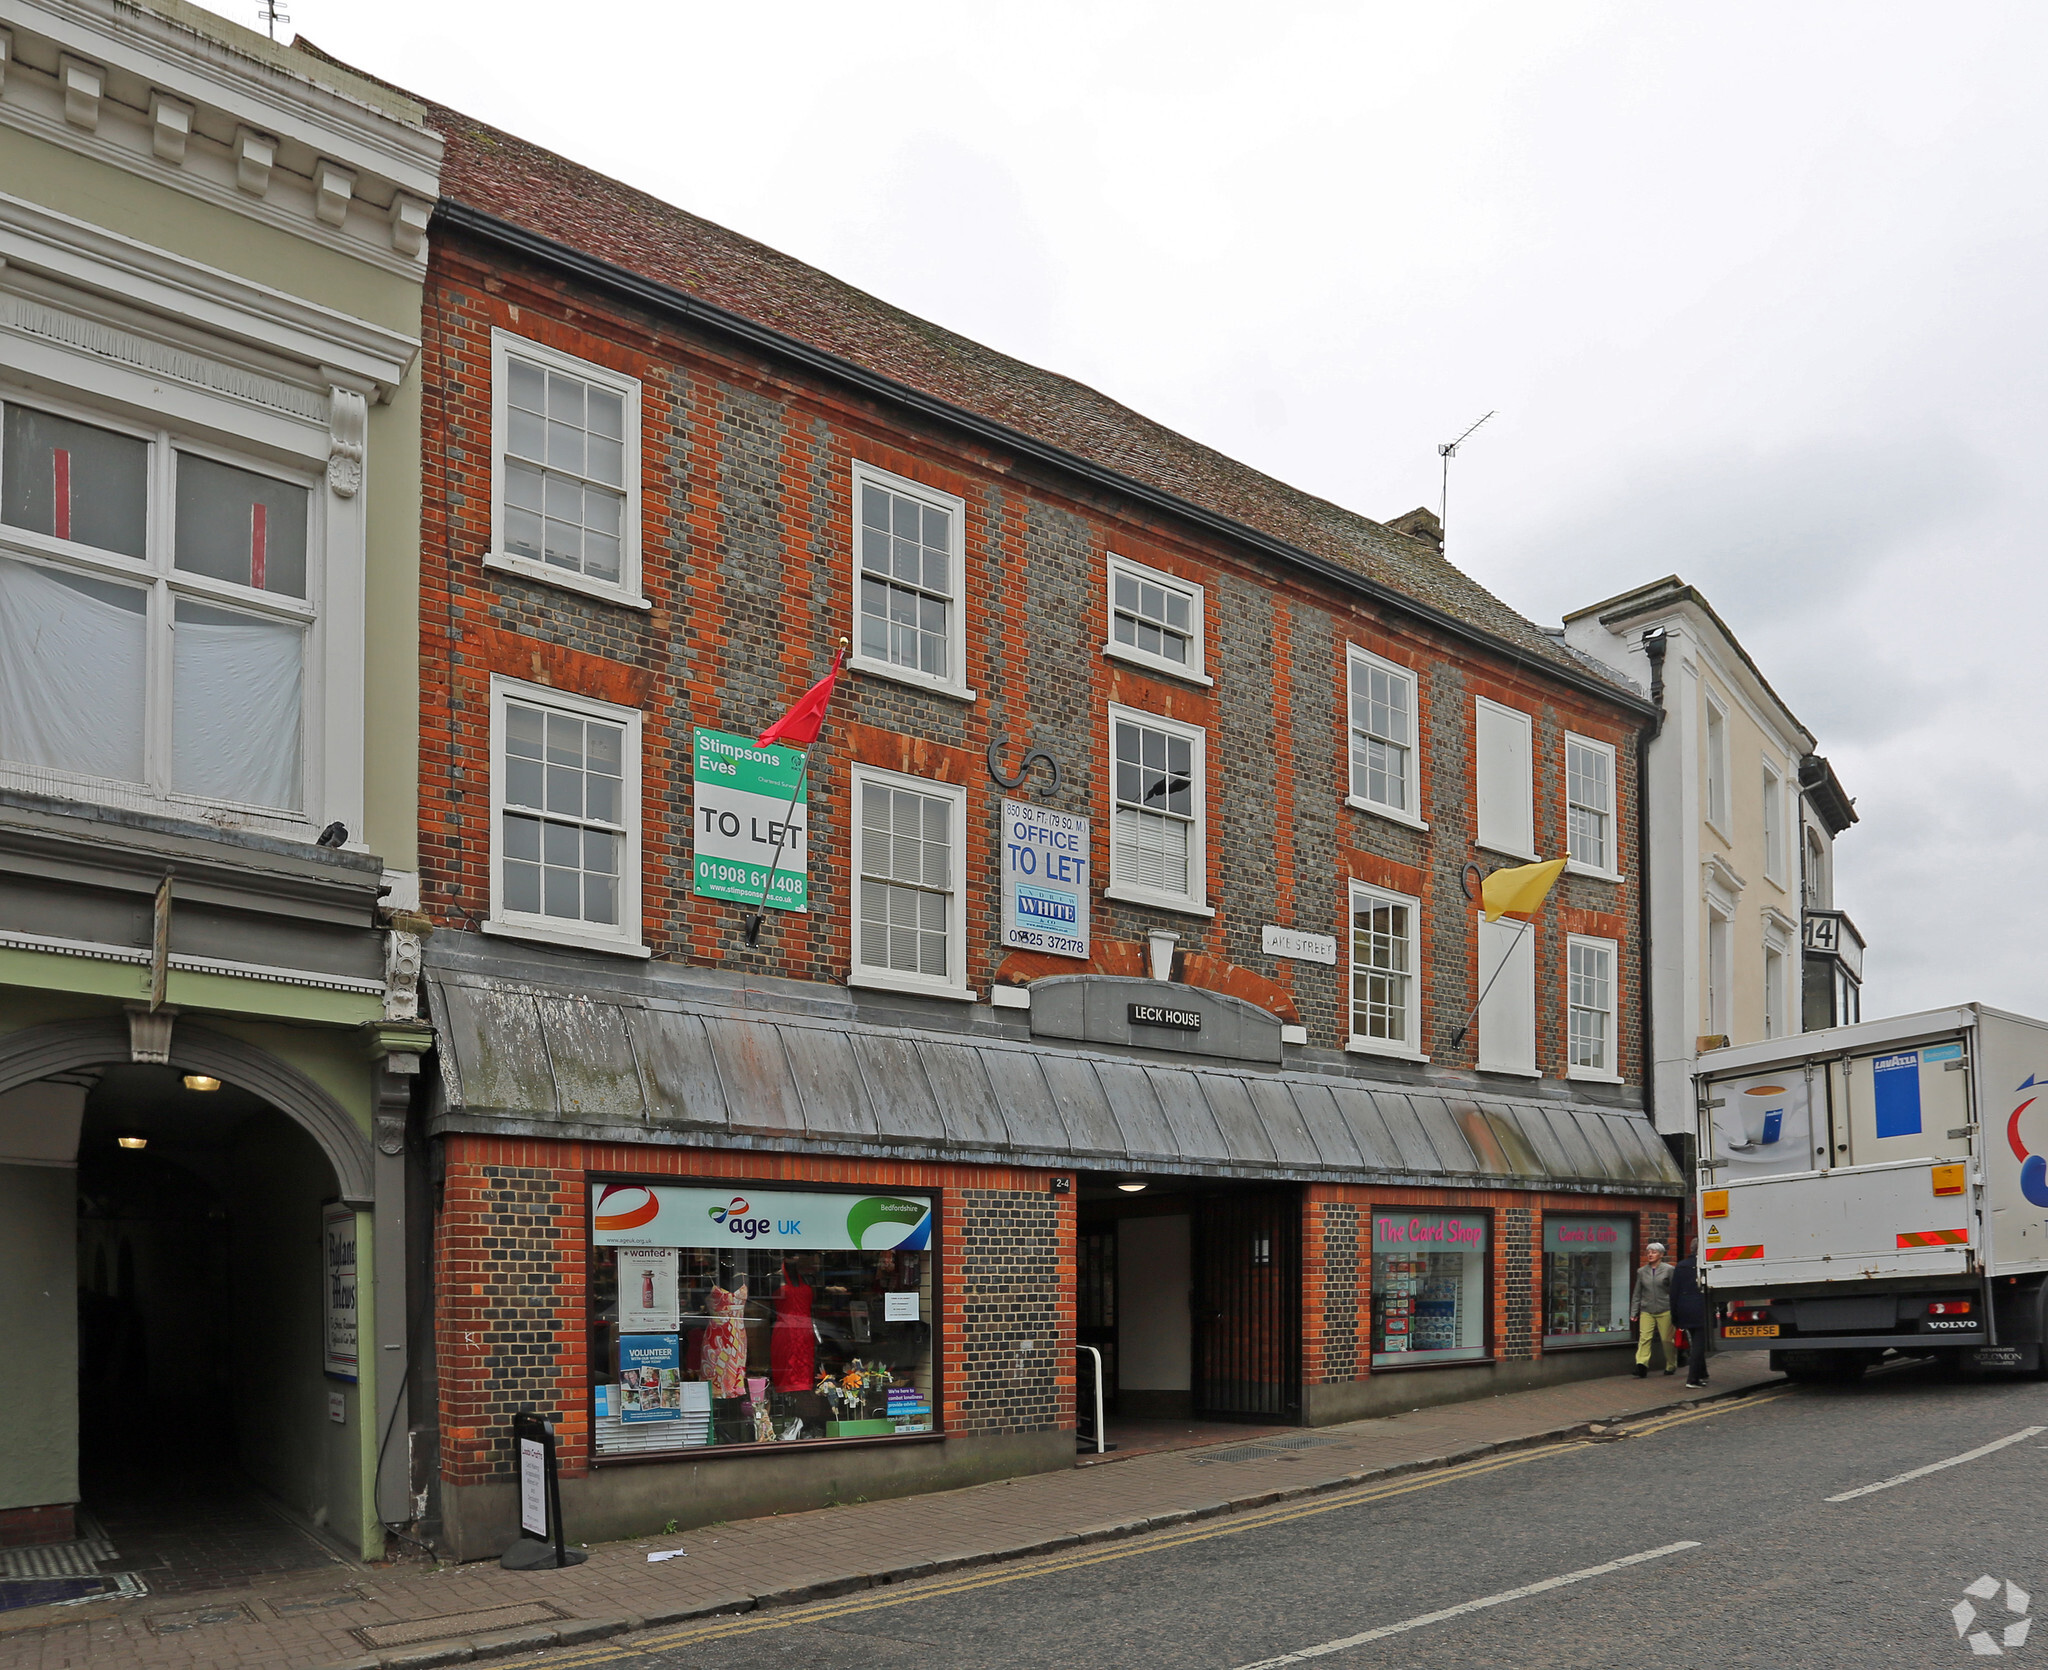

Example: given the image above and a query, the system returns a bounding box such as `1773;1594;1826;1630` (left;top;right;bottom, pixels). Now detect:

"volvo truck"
1696;1005;2048;1381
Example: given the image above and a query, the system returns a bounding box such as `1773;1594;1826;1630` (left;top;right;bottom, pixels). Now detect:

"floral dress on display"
702;1282;750;1398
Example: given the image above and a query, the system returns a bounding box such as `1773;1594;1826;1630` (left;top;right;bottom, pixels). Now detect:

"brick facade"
416;228;1648;1083
947;1190;1072;1436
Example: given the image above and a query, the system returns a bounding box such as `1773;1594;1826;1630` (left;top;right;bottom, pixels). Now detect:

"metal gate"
1192;1190;1301;1420
1077;1227;1119;1413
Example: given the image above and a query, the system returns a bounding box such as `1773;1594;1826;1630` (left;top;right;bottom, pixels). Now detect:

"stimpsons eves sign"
592;1184;933;1251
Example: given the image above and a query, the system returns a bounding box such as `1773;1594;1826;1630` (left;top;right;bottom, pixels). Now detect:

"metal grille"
1193;1191;1302;1420
1077;1228;1118;1411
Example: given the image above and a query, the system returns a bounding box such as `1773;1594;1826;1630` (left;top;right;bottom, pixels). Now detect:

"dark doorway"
1192;1189;1302;1420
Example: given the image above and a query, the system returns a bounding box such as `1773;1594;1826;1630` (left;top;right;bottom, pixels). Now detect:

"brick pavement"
0;1363;1781;1670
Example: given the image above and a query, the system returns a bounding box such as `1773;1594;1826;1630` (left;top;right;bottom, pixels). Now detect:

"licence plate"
1724;1324;1780;1337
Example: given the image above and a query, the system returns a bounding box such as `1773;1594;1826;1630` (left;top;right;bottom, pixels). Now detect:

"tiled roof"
301;42;1613;686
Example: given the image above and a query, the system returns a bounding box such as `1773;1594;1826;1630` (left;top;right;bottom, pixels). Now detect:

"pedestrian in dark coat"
1673;1243;1709;1387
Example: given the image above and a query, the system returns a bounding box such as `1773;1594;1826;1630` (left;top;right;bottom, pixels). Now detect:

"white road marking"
1228;1542;1701;1667
1826;1426;2047;1503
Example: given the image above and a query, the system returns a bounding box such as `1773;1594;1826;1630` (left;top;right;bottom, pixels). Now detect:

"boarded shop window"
1474;696;1534;859
588;1182;936;1456
1542;1214;1633;1347
1370;1210;1489;1366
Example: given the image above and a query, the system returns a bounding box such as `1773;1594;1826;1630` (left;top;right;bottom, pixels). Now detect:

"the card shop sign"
692;727;807;912
999;799;1089;959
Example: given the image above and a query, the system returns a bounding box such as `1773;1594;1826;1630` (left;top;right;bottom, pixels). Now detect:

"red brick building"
387;79;1682;1558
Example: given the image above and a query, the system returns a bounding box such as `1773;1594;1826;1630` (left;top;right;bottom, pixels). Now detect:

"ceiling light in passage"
1117;1181;1148;1193
183;1074;221;1092
116;1135;147;1150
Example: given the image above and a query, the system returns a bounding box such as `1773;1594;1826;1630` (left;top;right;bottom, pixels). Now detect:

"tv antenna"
1437;410;1495;531
257;0;290;39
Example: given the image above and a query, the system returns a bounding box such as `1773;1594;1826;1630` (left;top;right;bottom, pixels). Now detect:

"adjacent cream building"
1563;578;1863;1138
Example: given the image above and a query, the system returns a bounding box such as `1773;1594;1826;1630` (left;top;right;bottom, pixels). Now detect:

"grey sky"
294;0;2048;1021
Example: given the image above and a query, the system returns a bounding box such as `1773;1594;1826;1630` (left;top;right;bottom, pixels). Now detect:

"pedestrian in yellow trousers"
1632;1241;1677;1376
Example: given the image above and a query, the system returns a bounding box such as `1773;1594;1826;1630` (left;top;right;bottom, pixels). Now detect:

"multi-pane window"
1349;884;1417;1048
856;470;958;684
492;333;638;598
1109;710;1202;905
491;678;639;948
1568;938;1615;1074
1106;555;1204;679
1762;764;1784;883
1348;650;1416;816
0;399;313;814
1565;736;1614;872
858;780;954;979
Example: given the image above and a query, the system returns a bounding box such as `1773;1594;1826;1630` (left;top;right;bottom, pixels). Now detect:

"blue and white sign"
999;798;1090;960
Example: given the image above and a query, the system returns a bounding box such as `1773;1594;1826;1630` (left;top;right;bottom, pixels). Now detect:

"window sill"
848;968;978;1003
1566;1066;1626;1085
1475;842;1540;865
1101;644;1213;687
1102;884;1216;918
849;655;976;704
1345;1036;1429;1064
1344;794;1428;832
485;552;650;610
1369;1352;1492;1371
1476;1063;1542;1079
482;919;652;959
1564;861;1626;885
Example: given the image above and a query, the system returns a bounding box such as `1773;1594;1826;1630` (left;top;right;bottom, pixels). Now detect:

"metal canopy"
424;970;1680;1195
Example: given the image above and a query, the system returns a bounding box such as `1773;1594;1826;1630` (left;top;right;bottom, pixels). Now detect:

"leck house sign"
999;798;1089;959
692;727;808;911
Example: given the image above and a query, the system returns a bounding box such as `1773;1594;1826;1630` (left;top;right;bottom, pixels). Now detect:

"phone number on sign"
1006;929;1085;956
699;863;803;895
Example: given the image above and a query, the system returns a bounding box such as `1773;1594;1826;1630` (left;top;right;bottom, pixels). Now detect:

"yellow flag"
1480;858;1566;923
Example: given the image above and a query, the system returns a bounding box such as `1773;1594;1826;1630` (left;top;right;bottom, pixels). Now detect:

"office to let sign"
692;727;808;911
999;798;1090;959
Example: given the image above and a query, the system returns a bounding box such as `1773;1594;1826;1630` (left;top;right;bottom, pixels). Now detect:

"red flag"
757;646;845;748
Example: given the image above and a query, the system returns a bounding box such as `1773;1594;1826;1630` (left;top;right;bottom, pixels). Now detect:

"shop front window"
1542;1214;1634;1347
588;1182;935;1456
1370;1210;1489;1366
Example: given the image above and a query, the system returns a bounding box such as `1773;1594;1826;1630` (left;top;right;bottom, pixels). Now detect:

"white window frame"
1563;732;1621;882
488;330;646;609
1803;825;1829;910
847;762;973;1001
1345;879;1427;1062
1345;646;1426;830
484;673;647;958
1762;760;1786;887
1565;933;1622;1083
1703;693;1730;835
848;461;974;703
1102;553;1209;685
1475;912;1539;1076
0;381;332;836
1705;899;1733;1040
1762;942;1786;1041
1474;695;1536;861
1104;702;1213;917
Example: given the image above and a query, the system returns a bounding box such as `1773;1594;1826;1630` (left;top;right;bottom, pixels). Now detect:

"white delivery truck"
1696;1004;2048;1381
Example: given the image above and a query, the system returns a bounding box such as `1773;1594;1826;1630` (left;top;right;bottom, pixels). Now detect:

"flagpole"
741;752;809;948
1442;917;1533;1052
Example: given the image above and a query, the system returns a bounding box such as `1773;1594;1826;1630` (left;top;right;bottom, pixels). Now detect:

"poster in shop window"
691;728;808;911
617;1247;680;1331
322;1202;359;1382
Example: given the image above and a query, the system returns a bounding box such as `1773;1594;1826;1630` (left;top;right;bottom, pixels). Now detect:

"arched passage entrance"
0;1016;379;1591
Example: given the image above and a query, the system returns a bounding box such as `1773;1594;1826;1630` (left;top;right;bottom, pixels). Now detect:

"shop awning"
422;963;1681;1195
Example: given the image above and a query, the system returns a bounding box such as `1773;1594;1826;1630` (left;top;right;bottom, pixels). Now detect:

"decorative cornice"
0;928;386;995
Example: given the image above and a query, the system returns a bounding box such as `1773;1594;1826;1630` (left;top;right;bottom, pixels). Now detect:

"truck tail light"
1927;1300;1974;1316
1730;1303;1773;1322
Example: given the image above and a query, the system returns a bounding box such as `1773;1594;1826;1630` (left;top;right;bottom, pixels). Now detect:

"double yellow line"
514;1394;1783;1667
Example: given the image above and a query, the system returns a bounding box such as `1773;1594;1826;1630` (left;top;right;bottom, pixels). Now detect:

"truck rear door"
1835;1042;1972;1168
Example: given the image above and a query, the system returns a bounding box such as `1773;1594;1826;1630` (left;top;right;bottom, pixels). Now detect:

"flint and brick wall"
417;231;1648;1084
433;1136;1071;1483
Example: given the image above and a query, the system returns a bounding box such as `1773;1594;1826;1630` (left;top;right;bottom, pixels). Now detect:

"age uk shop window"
1543;1215;1634;1347
1371;1211;1489;1366
589;1183;936;1456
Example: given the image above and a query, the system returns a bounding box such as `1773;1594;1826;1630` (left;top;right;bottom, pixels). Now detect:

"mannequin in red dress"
770;1257;817;1393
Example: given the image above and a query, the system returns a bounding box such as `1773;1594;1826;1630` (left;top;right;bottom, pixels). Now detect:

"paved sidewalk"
0;1363;1781;1670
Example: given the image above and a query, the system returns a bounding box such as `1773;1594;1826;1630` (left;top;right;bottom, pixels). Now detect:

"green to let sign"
692;728;809;911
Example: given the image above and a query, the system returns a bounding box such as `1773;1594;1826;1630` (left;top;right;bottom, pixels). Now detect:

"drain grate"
1188;1434;1342;1466
270;1587;366;1618
1;1545;100;1580
356;1602;568;1649
146;1602;256;1634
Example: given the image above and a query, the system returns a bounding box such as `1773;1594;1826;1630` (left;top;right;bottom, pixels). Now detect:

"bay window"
0;396;315;815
